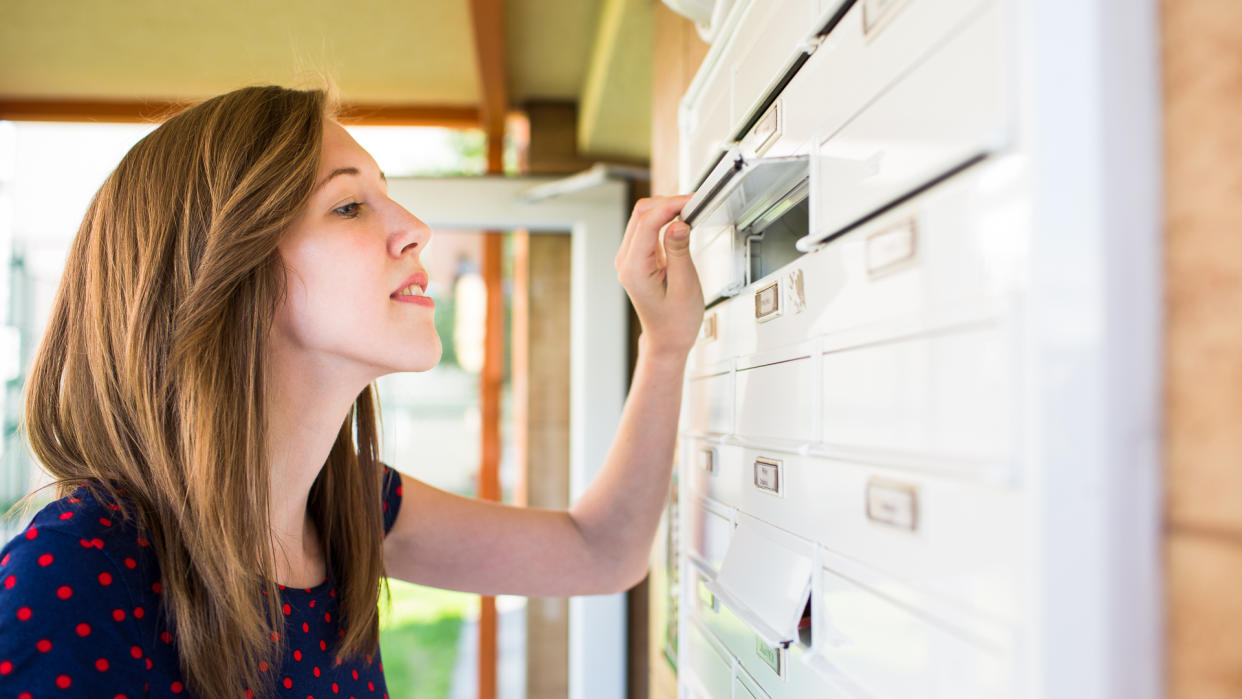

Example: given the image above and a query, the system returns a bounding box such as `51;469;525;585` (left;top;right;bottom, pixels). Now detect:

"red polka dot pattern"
0;464;404;696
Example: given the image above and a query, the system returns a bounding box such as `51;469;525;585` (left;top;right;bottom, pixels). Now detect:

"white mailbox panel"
820;321;1016;478
809;2;1008;242
733;667;772;699
803;158;1029;344
811;562;1011;698
681;55;736;190
727;0;819;133
673;0;1161;696
685;496;734;574
734;350;816;446
684;366;734;436
681;0;835;188
814;459;1023;625
684;619;735;699
685;438;749;508
778;0;997;178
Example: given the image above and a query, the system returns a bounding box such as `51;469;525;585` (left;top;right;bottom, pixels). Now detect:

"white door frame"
387;175;631;699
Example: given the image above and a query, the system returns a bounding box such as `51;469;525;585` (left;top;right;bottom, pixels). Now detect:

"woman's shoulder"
0;487;167;693
1;484;160;599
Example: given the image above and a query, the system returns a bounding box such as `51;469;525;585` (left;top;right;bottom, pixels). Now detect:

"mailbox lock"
866;479;919;531
753;457;783;496
866;218;918;278
755;280;781;322
701;312;718;342
698;447;716;474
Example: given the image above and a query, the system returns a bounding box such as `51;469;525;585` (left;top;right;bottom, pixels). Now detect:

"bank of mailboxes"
674;0;1029;697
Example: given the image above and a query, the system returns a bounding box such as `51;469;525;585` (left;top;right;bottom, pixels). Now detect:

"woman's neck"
264;347;375;586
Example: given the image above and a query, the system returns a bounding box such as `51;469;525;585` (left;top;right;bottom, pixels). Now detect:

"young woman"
0;85;702;698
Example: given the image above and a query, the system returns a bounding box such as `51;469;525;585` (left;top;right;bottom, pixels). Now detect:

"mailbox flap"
706;512;814;648
683;152;810;231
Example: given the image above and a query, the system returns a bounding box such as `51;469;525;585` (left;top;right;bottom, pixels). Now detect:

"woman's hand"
614;195;705;358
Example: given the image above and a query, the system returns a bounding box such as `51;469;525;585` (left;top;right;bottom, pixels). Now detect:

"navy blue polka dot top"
0;464;405;698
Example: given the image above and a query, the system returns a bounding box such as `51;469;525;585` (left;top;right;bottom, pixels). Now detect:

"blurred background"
2;2;1241;699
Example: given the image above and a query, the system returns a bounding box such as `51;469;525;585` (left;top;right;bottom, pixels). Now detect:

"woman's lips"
392;294;434;308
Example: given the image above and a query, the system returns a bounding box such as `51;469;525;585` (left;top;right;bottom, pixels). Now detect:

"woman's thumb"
663;221;700;296
663;221;692;257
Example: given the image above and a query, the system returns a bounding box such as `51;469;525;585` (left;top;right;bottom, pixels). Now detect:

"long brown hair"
17;85;390;698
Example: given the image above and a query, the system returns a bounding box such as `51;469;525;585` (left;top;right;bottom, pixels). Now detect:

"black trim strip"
812;152;989;247
683;155;744;225
731;51;811;145
818;0;860;38
730;0;860;161
690;148;729;194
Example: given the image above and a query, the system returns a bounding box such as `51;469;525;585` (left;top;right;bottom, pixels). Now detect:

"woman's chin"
407;344;443;373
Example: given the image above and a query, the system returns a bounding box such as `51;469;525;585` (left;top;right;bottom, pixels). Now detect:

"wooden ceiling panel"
0;0;479;105
0;0;651;158
506;0;603;101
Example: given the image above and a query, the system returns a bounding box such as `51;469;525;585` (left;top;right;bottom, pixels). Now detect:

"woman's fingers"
614;193;702;356
625;196;691;275
614;197;665;270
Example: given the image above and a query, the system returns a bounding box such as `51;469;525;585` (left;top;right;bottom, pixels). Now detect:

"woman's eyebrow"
314;167;387;193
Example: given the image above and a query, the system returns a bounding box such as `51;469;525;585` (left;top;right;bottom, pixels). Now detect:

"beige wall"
1163;1;1242;696
648;1;1242;696
518;232;573;699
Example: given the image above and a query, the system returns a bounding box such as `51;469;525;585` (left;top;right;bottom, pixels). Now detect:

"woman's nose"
389;206;432;257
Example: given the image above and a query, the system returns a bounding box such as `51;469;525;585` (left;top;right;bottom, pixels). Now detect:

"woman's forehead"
319;121;379;178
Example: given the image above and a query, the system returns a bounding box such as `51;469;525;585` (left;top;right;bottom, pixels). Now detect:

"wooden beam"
469;3;508;697
0;99;189;123
0;98;481;128
478;229;504;699
335;103;480;128
469;0;509;170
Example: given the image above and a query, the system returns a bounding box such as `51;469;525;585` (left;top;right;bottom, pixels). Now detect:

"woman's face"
274;120;441;379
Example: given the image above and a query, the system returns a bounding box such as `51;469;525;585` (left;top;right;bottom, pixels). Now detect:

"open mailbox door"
705;511;814;648
681;149;810;305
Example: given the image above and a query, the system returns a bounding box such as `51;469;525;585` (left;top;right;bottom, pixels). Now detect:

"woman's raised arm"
381;194;702;595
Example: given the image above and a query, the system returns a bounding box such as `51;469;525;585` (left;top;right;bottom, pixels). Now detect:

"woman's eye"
333;202;362;218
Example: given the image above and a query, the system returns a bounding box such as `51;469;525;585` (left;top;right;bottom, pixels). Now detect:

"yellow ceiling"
0;0;651;159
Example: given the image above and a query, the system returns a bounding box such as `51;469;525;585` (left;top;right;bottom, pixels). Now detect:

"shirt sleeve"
0;528;149;697
381;463;404;537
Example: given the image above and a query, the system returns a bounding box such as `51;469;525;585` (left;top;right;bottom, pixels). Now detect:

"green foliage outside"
379;579;477;699
433;294;458;368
